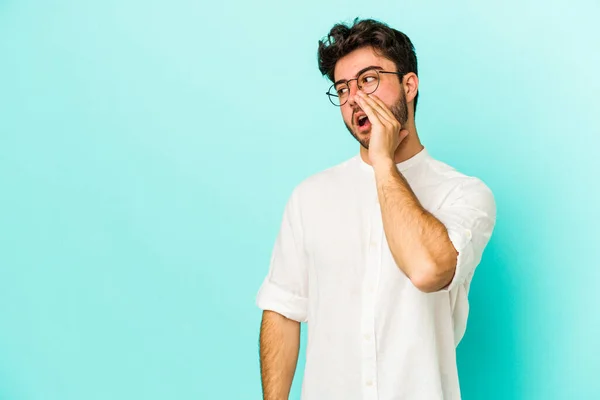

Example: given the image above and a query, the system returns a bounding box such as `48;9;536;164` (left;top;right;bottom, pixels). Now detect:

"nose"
346;81;361;108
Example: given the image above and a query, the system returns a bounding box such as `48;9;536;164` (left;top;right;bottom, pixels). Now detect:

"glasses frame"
326;69;405;106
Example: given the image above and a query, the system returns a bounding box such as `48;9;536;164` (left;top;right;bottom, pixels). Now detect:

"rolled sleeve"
256;279;309;322
434;178;497;293
256;188;309;322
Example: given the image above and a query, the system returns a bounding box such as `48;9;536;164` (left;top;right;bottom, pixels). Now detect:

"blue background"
1;1;599;399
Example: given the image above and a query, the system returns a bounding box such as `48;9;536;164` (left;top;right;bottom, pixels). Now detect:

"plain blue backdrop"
1;0;599;399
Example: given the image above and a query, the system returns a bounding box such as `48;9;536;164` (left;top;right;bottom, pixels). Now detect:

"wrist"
371;155;395;173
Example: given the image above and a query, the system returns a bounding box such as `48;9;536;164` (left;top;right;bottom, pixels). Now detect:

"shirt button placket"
362;202;381;400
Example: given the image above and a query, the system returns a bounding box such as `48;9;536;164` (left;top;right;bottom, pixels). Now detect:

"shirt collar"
357;146;430;173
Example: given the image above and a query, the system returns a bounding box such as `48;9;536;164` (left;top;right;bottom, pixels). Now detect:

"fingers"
356;92;399;129
355;93;384;128
358;92;394;122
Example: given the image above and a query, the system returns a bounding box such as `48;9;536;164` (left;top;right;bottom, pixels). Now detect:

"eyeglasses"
326;68;405;106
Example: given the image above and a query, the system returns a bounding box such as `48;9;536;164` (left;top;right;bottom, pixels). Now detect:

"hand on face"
356;91;409;166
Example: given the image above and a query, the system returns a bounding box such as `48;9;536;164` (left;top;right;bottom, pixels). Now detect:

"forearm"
259;310;301;400
373;159;456;292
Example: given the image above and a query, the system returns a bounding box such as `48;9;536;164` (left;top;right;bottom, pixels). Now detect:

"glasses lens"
358;69;380;94
328;83;347;106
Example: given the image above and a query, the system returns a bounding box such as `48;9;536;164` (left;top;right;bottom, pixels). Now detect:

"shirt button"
370;240;377;248
366;380;373;386
364;334;371;340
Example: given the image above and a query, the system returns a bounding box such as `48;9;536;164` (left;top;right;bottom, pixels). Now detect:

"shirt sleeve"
255;188;309;322
432;177;496;345
433;177;497;294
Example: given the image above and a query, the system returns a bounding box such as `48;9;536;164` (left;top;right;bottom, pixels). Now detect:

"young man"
256;18;497;400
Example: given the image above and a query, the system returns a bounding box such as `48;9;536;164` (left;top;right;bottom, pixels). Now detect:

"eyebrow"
334;65;383;86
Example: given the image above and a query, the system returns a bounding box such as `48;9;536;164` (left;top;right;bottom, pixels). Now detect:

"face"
333;46;409;149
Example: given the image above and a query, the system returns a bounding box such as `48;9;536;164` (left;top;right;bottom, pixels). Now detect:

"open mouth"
357;115;371;131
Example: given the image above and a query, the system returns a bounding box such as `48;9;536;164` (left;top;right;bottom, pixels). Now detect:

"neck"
359;120;424;166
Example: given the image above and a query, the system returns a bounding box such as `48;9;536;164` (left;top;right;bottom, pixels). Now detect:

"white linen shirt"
256;147;497;400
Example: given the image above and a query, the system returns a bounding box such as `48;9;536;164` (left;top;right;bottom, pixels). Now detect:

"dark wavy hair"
317;18;419;115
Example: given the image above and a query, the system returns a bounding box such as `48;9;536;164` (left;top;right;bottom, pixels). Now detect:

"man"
256;18;496;400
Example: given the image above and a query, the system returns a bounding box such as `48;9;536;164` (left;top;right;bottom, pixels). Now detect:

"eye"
336;87;348;96
361;74;377;85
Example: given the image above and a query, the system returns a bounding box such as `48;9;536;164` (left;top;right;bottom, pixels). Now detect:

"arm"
259;310;301;400
256;188;308;398
355;90;458;292
373;160;457;292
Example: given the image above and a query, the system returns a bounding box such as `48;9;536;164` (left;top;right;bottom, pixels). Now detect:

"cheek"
342;108;353;124
387;89;405;106
377;91;396;105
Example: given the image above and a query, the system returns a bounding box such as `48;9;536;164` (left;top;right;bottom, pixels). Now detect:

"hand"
356;91;409;166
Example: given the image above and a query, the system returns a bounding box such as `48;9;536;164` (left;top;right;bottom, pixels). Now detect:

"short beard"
344;91;409;150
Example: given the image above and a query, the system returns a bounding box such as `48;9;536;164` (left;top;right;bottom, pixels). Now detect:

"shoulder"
422;155;496;216
423;154;493;191
289;155;358;201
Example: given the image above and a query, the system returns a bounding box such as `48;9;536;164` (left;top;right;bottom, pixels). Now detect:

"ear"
403;72;419;104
